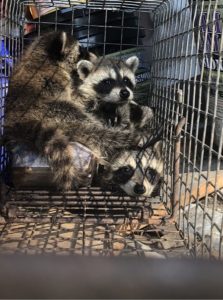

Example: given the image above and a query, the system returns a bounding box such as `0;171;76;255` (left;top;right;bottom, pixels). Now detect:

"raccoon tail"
38;126;77;191
5;121;80;191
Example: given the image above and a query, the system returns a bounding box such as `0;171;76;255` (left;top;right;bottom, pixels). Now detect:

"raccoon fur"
99;141;163;197
4;31;141;191
76;56;154;130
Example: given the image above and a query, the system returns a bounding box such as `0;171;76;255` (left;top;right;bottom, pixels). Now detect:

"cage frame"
1;0;223;259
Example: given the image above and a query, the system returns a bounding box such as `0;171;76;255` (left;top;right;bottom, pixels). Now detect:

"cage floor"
0;212;190;258
0;221;190;258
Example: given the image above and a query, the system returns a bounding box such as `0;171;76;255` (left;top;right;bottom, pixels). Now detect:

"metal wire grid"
20;8;153;51
0;0;155;168
0;0;194;257
2;188;153;221
0;0;157;213
0;187;186;257
1;0;25;172
3;0;221;259
152;0;223;259
0;216;189;257
0;0;170;256
10;0;166;13
5;1;155;106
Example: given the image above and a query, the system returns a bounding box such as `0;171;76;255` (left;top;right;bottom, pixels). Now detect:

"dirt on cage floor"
0;213;191;258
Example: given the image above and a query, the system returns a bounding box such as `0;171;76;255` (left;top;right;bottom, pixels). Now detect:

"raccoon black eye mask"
94;78;117;95
100;141;163;197
145;167;160;185
113;165;160;186
113;165;135;184
93;76;134;97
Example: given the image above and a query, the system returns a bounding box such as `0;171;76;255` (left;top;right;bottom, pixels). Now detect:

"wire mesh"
153;0;223;259
0;0;170;257
13;0;165;13
2;0;223;259
0;214;188;257
0;0;20;172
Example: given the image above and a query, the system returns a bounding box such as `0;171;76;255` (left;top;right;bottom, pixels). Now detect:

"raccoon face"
77;56;139;104
102;141;163;197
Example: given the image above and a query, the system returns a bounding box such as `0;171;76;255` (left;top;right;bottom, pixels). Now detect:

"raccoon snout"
134;183;146;195
120;88;130;100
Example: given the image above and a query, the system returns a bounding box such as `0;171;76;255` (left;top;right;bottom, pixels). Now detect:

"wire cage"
0;0;223;259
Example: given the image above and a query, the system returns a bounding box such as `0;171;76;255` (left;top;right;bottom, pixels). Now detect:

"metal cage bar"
1;0;223;259
152;0;223;259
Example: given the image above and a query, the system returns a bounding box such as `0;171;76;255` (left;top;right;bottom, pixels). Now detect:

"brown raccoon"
4;31;140;191
76;56;154;130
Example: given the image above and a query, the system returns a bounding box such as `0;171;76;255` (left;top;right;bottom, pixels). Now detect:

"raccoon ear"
77;60;94;79
78;46;98;63
89;52;98;63
125;56;139;73
47;31;70;60
153;141;162;159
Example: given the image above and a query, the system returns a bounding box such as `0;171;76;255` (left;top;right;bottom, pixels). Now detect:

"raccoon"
4;31;141;191
76;56;154;130
99;141;163;197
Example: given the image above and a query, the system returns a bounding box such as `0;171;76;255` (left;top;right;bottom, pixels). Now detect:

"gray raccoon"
76;56;154;130
100;141;163;197
4;31;140;191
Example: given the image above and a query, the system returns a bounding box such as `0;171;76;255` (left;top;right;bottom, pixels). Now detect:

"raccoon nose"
134;184;146;195
120;89;130;100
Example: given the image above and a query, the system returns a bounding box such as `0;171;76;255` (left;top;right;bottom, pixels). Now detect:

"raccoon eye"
102;79;112;85
146;167;159;184
113;165;134;184
122;166;134;175
123;77;130;84
123;77;134;90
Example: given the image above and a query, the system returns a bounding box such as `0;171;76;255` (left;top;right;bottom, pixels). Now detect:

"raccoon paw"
138;106;154;129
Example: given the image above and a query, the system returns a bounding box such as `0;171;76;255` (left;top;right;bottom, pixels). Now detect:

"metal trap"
0;200;189;258
1;0;223;259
